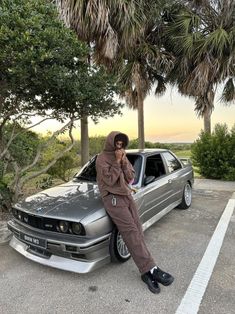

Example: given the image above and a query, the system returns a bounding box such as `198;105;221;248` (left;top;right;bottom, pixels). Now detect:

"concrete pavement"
193;178;235;192
0;221;12;245
0;178;235;314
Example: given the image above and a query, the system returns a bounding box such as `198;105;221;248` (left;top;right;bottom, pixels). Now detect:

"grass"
192;167;202;178
22;167;81;197
173;149;191;158
173;149;202;178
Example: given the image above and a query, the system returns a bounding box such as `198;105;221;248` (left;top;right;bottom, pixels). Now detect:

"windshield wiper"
74;175;90;180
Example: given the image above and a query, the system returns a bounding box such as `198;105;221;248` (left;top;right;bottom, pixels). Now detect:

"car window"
75;154;141;183
162;152;182;173
126;154;142;184
75;155;97;181
145;154;166;179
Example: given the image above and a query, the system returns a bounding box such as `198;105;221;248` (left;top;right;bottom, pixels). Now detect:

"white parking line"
175;198;235;314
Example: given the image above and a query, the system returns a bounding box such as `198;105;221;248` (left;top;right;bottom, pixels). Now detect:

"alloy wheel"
116;232;130;259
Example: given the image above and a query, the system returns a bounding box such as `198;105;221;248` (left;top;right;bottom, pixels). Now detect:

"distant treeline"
75;136;192;157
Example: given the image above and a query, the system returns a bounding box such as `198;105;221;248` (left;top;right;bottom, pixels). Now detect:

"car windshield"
74;155;97;181
74;154;142;184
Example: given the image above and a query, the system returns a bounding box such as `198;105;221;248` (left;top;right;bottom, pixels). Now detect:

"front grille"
12;208;57;231
27;215;43;229
12;208;61;232
12;208;86;235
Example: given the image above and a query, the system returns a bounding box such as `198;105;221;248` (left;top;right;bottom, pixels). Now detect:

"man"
96;131;174;294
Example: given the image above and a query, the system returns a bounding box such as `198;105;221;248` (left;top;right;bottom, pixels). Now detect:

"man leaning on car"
96;131;174;294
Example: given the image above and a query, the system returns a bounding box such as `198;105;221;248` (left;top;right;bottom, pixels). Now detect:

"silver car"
8;149;194;273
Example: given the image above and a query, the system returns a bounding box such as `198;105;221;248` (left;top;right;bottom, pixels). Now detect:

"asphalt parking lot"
0;179;234;314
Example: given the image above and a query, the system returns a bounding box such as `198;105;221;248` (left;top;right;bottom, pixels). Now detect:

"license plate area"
20;232;46;248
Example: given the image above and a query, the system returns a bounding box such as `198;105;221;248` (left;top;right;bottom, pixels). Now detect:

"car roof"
126;149;169;156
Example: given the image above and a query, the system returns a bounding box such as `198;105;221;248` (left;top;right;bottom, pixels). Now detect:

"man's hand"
115;149;123;163
121;149;127;163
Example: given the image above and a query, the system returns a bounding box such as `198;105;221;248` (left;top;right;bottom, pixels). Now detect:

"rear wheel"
177;182;192;209
109;226;131;262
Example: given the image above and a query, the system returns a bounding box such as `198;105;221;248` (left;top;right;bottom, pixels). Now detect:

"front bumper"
8;219;111;273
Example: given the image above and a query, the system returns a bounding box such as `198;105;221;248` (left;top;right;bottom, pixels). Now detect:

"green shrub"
191;123;235;180
0;179;12;211
36;176;53;190
0;161;12;210
88;136;106;156
3;124;40;171
47;154;76;182
128;139;170;149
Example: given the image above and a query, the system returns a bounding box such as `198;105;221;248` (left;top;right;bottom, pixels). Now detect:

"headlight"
58;221;69;233
71;222;82;235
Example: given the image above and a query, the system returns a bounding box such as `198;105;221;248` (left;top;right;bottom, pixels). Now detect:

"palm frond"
198;28;230;58
194;95;207;117
220;78;235;104
179;58;214;97
124;88;138;109
56;0;149;59
153;75;166;96
194;92;214;117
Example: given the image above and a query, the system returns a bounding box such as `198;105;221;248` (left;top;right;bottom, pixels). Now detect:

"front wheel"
109;226;131;263
177;182;192;209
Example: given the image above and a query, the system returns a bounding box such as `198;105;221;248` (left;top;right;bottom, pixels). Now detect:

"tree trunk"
12;183;21;204
203;108;211;134
203;87;215;134
80;115;89;166
80;45;91;167
137;87;145;149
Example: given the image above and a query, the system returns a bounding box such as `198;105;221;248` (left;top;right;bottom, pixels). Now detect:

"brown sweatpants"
102;194;156;274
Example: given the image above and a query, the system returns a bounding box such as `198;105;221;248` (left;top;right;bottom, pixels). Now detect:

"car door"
141;153;173;224
161;151;184;203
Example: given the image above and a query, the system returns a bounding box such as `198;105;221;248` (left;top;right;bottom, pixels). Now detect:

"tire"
109;226;131;263
177;182;192;209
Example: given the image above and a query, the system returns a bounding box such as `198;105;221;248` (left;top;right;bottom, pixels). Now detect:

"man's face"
115;140;123;150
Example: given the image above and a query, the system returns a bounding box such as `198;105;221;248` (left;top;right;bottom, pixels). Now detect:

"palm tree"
116;43;172;148
164;0;235;133
56;0;172;150
56;0;147;157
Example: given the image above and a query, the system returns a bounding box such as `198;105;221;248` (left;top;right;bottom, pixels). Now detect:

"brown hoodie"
96;131;135;198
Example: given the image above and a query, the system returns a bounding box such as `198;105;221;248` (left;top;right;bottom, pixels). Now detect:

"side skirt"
142;200;181;232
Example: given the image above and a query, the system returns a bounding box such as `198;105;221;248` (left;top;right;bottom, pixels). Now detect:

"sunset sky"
33;86;235;143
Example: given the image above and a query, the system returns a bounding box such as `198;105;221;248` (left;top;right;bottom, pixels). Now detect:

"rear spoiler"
180;158;192;166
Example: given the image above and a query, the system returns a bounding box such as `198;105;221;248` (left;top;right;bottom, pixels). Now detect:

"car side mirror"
144;175;155;186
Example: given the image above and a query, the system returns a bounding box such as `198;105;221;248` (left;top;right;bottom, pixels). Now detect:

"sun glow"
32;88;235;143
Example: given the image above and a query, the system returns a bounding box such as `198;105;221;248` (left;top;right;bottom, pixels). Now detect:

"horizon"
32;86;235;143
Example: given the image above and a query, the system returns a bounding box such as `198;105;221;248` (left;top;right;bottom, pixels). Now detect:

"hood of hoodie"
104;131;129;152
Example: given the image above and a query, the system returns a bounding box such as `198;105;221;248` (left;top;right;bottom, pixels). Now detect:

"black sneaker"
152;267;174;286
141;271;161;294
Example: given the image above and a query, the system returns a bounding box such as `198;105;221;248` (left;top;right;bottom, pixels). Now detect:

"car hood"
14;180;104;222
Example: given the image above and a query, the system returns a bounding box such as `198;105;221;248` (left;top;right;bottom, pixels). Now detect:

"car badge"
36;207;43;213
